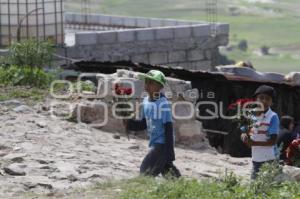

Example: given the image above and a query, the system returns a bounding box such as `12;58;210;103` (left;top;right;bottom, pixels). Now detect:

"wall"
65;13;229;71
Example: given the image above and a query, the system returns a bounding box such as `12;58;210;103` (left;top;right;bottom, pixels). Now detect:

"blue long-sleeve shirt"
127;94;175;161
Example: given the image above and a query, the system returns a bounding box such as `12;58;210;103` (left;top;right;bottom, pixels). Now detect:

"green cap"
138;70;166;87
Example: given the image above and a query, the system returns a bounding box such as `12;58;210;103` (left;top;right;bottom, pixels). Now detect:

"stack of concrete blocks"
66;13;229;71
65;12;205;29
72;69;206;145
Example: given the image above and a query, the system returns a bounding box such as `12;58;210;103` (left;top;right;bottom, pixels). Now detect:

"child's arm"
164;122;175;162
124;105;147;131
250;114;279;147
126;118;147;131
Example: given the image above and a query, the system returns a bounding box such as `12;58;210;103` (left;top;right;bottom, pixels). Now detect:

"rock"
42;105;50;111
190;140;212;150
4;163;26;176
0;145;11;151
3;153;27;163
79;170;105;179
22;176;54;190
36;159;49;164
113;134;121;139
283;165;300;181
0;99;23;107
37;121;47;128
67;174;78;182
128;145;139;150
13;105;33;114
25;182;53;190
50;162;79;181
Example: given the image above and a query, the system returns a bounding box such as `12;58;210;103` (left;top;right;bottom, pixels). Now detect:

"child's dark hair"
280;115;294;130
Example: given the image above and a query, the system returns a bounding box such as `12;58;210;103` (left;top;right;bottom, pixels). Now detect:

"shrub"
9;39;55;68
0;65;55;88
238;40;248;52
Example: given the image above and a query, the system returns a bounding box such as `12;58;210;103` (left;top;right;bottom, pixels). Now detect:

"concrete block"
173;103;195;119
176;20;190;26
149;19;163;27
168;51;186;63
216;23;230;35
175;120;205;144
149;52;168;65
204;49;212;59
136;29;155;41
136;18;150;27
75;32;97;46
123;17;137;27
188;21;202;25
110;16;124;26
87;14;99;24
97;31;117;44
74;14;85;23
155;27;174;40
177;61;211;71
194;61;212;71
217;35;229;46
187;50;205;61
64;13;74;23
162;19;177;27
174;26;192;38
165;77;192;94
192;24;211;37
182;63;196;71
110;54;123;62
98;15;111;26
131;54;149;64
117;30;136;42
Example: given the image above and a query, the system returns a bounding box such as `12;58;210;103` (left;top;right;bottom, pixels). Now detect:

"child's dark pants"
140;144;181;178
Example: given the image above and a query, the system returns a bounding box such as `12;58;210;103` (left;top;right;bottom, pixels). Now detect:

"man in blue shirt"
126;70;181;178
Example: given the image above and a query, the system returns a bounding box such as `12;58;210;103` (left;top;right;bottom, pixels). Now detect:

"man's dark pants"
140;144;181;178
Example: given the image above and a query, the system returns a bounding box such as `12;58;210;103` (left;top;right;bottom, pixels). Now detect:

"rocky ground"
0;99;252;198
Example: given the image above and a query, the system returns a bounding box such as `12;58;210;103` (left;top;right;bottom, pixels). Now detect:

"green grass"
0;85;48;104
23;163;300;199
65;0;300;74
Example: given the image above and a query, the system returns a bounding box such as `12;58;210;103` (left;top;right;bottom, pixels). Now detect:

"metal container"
0;0;64;47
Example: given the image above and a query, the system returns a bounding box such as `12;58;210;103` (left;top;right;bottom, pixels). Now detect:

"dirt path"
0;100;251;198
